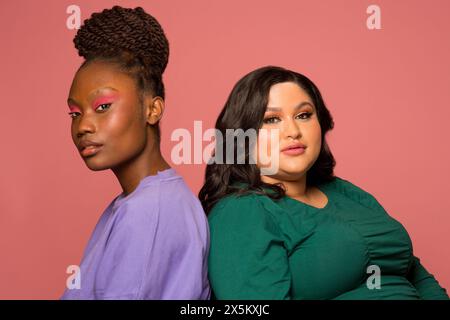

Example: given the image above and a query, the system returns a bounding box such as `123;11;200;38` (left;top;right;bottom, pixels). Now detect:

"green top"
208;177;449;300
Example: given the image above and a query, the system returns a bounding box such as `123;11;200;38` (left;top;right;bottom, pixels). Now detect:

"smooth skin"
257;82;328;208
67;60;170;196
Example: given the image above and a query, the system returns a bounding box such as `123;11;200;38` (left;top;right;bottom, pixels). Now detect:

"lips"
78;139;103;157
281;142;306;152
281;142;306;156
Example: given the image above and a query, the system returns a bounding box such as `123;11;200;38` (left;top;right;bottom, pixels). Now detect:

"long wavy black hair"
199;66;336;214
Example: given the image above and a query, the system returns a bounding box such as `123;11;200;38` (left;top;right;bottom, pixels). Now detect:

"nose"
75;114;96;138
283;117;301;140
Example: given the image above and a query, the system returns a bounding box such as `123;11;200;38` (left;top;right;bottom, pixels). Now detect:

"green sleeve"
208;194;292;300
333;178;449;300
406;256;449;300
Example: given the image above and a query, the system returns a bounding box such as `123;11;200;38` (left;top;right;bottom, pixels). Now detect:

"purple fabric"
61;168;211;300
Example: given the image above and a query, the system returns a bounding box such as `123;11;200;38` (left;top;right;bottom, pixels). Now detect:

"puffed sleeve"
406;256;449;300
333;177;449;300
208;194;292;299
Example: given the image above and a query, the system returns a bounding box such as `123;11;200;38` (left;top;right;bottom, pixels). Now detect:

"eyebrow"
67;86;119;106
266;101;314;112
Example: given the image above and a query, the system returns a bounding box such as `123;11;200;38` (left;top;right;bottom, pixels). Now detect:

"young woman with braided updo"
61;6;210;300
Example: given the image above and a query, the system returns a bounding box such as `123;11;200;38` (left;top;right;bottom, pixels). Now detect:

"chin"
83;159;111;171
279;162;308;173
274;163;307;176
281;170;306;179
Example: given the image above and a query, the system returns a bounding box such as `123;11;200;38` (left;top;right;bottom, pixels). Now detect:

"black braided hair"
73;6;170;140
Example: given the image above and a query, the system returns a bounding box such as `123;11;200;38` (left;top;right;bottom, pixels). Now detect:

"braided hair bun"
73;5;169;98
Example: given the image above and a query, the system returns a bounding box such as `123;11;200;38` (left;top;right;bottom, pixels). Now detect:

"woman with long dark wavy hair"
199;66;449;300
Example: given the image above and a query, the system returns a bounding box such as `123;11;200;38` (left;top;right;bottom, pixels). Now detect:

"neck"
261;173;311;200
112;139;170;196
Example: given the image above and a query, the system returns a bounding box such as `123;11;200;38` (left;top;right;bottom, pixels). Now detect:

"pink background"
0;0;449;299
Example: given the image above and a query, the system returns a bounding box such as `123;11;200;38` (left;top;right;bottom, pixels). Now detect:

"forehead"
267;82;313;108
69;61;136;97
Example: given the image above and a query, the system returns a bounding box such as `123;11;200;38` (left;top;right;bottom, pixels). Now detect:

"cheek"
70;122;77;143
104;111;129;136
303;121;322;150
256;131;269;153
255;127;280;166
103;107;146;151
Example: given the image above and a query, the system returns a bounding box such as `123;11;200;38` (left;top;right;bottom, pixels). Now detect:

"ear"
144;96;165;126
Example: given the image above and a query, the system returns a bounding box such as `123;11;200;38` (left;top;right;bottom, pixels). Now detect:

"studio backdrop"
0;0;449;299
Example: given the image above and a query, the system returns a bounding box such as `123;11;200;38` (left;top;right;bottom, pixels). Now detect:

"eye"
96;103;111;112
263;117;280;124
296;112;313;120
68;112;80;119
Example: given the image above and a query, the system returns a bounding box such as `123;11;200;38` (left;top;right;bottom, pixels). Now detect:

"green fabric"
208;177;449;300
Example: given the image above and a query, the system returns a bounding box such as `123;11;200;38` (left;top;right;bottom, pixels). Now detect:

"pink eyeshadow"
68;105;80;112
92;95;118;109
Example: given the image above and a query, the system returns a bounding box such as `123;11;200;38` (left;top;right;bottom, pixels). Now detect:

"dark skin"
67;60;170;196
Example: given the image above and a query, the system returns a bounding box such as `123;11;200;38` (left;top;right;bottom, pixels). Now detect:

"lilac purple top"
61;168;211;299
